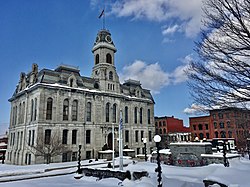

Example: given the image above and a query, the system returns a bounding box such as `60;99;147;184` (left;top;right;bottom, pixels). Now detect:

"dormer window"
106;53;112;64
70;79;74;87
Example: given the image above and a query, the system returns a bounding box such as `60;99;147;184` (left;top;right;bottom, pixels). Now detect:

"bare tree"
188;0;250;109
29;130;69;164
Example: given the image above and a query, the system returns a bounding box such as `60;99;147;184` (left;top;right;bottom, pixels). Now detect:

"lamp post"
74;144;83;179
154;135;162;187
142;138;147;161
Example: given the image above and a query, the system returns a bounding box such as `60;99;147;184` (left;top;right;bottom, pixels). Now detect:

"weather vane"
98;6;105;30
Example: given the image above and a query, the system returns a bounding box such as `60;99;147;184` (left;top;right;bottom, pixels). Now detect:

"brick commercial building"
189;107;250;149
6;29;155;165
155;116;191;148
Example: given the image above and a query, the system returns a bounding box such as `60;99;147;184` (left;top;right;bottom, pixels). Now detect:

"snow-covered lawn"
0;157;249;187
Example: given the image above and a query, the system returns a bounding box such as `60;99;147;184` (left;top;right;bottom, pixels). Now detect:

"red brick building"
155;116;191;148
189;107;250;149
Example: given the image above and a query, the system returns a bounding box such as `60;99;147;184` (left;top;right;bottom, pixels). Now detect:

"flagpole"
119;109;123;170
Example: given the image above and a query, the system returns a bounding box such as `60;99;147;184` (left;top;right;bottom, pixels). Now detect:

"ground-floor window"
86;151;91;159
72;152;77;161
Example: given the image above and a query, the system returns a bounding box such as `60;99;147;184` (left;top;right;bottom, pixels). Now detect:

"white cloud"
170;54;194;84
162;24;179;35
120;55;194;94
110;0;203;38
183;103;208;115
120;60;170;94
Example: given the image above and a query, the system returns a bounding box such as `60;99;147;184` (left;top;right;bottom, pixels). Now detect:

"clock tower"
91;29;120;93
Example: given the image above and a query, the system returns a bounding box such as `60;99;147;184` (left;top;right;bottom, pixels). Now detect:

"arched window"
86;102;91;122
163;128;166;134
147;109;151;124
46;98;53;120
95;54;99;65
199;133;204;139
72;100;78;121
125;106;128;123
63;99;69;121
220;131;226;138
106;53;112;64
70;78;74;87
140;108;143;124
106;103;110;122
109;71;113;80
228;131;232;138
134;107;137;124
112;104;116;123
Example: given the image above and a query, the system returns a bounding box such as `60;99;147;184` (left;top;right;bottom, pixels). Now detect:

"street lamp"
74;145;83;179
154;135;162;187
142;138;147;161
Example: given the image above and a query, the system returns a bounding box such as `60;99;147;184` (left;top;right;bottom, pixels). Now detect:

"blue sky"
0;0;203;134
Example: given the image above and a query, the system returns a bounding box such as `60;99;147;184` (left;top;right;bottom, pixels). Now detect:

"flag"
98;9;104;19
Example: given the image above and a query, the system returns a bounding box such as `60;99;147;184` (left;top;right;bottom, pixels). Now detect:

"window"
206;133;209;139
28;130;31;146
112;104;116;123
86;130;91;144
109;71;113;80
72;100;78;121
62;130;68;144
44;129;51;144
62;153;68;162
22;102;25;123
205;124;208;130
220;131;226;138
134;107;137;124
218;113;223;119
141;131;144;142
198;124;203;130
18;103;21;124
32;130;35;146
213;114;216;119
34;98;37;121
72;130;77;144
137;148;140;154
63;99;69;121
95;54;99;65
193;125;196;130
228;131;232;138
159;129;162;134
147;109;151;124
163;128;166;134
155;122;158;127
148;131;152;142
159;122;162;126
106;103;110;122
86;151;91;159
227;121;231;128
72;152;77;161
215;131;219;138
86;102;91;122
135;130;138;142
214;122;217;129
199;133;204;139
219;122;224;128
46;98;53;120
106;53;112;64
125;130;129;142
140;108;143;124
31;99;34;121
125;106;128;123
163;121;166;126
70;78;73;87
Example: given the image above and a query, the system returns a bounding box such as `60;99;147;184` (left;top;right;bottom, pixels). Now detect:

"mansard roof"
10;64;154;103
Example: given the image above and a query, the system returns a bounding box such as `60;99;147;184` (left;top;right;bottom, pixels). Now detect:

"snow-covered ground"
0;157;249;187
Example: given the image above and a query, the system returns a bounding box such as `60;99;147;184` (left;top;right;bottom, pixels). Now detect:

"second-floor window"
63;99;69;121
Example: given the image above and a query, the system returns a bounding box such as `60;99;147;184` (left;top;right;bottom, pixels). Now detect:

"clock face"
96;36;100;43
105;35;112;43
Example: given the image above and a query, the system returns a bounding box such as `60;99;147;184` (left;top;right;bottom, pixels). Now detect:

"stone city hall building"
6;29;155;165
